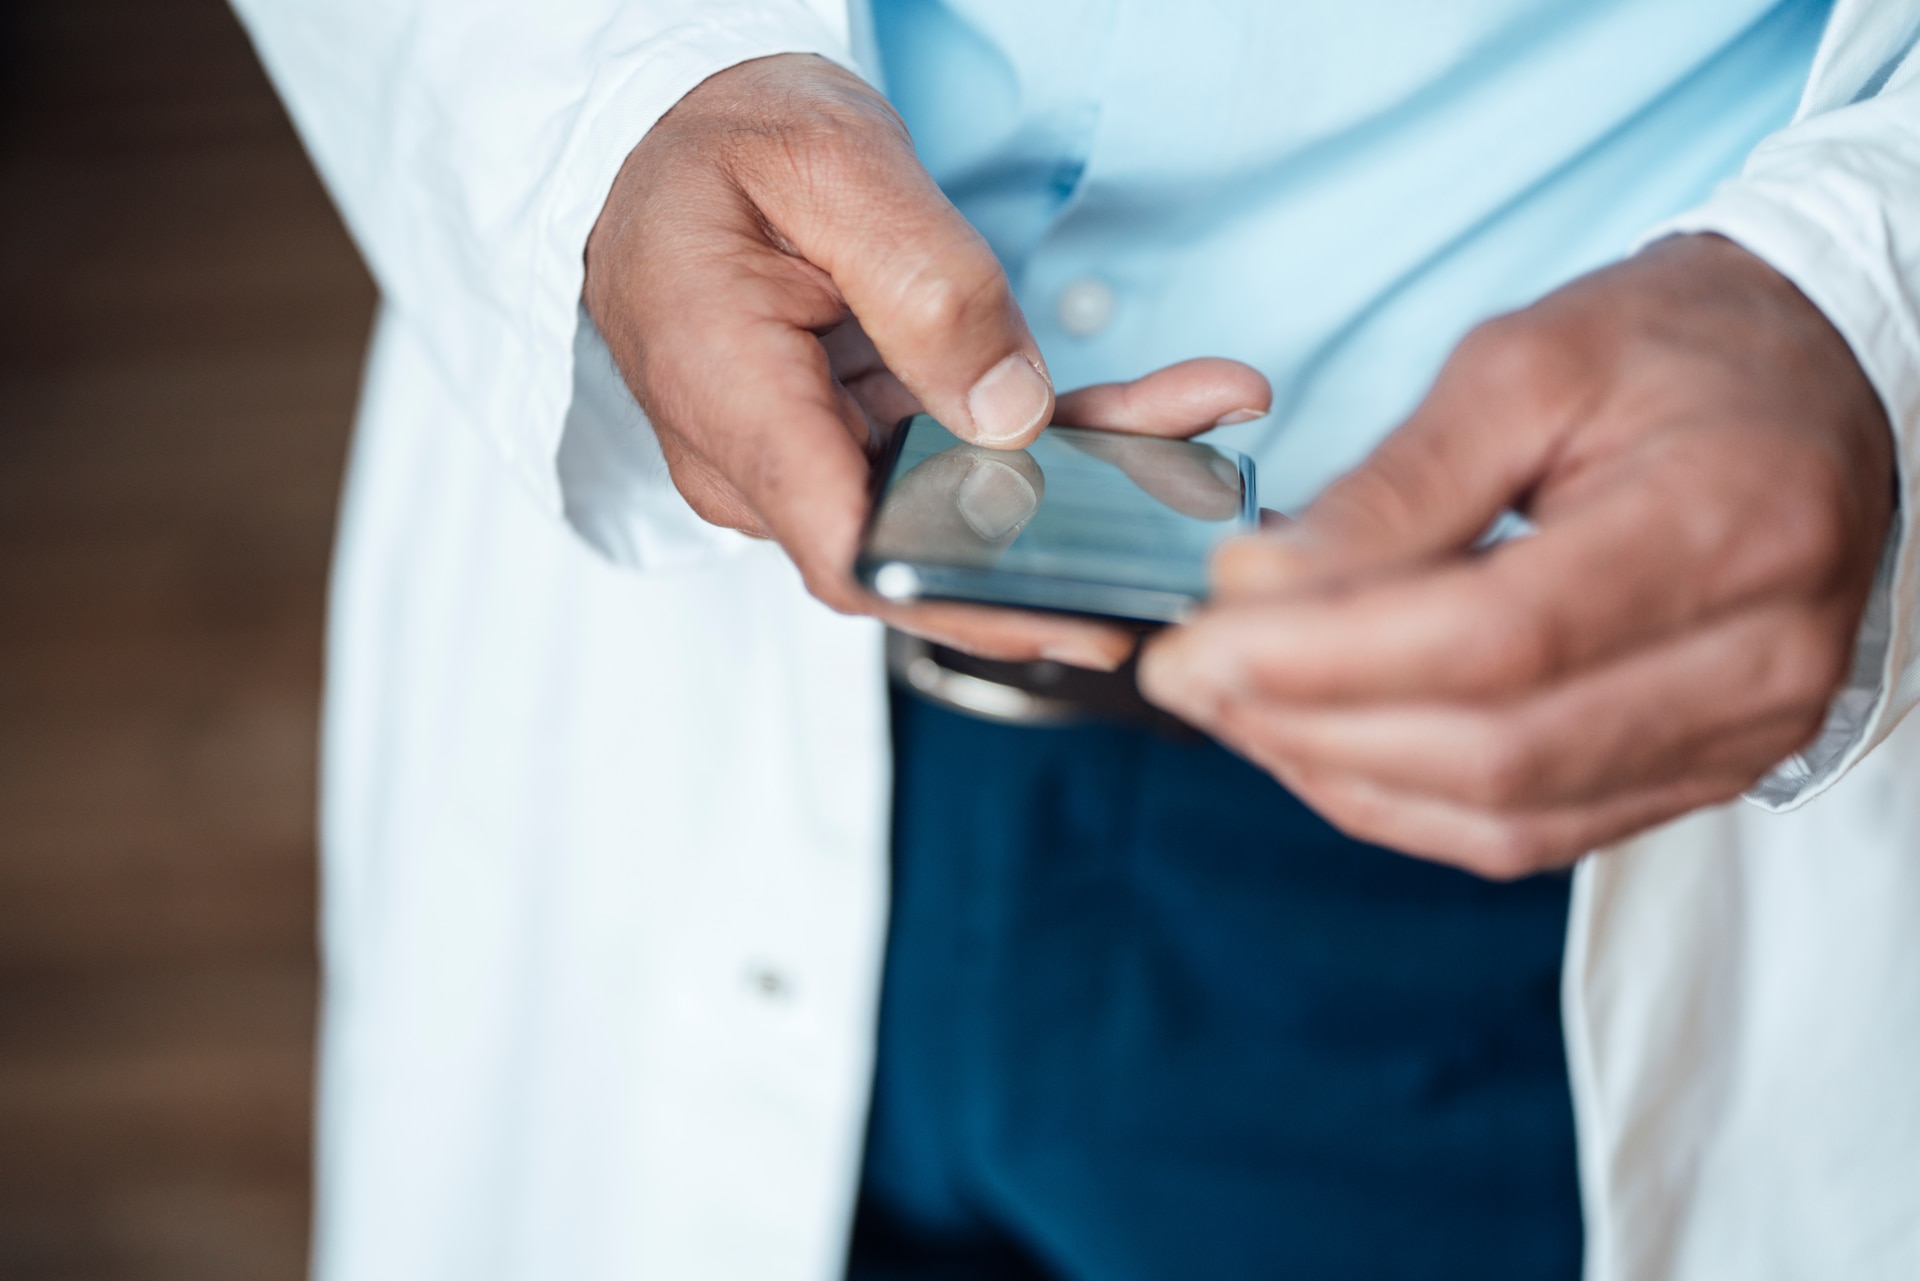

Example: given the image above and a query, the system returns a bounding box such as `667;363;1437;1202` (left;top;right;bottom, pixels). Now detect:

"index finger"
1051;357;1270;518
648;298;880;607
1051;357;1270;437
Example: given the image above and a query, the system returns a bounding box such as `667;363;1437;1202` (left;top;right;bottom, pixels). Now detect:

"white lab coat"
229;1;1920;1277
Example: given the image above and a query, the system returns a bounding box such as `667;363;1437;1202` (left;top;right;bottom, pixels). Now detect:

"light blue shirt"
874;0;1830;511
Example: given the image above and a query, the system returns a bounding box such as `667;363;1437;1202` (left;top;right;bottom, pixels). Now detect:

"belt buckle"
886;630;1085;725
884;629;1196;737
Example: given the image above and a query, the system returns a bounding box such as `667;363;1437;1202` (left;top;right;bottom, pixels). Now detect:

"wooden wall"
0;1;374;1275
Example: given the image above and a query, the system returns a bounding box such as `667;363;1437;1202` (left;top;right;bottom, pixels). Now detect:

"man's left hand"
1139;234;1894;878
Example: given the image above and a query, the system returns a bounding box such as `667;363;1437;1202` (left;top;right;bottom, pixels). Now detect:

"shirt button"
1055;277;1116;337
746;964;794;1001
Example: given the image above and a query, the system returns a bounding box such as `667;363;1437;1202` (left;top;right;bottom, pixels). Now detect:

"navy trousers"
846;689;1581;1281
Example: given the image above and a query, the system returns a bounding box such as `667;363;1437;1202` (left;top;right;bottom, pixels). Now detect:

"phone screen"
856;415;1257;622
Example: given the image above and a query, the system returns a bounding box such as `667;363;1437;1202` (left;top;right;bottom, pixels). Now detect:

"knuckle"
1274;767;1375;841
885;253;1010;341
717;99;911;219
1454;315;1534;377
1757;614;1851;715
1458;723;1545;809
1661;472;1742;565
1229;702;1297;759
1763;469;1855;591
1451;314;1583;416
803;567;861;615
1307;792;1389;851
1474;598;1570;690
674;473;760;536
1682;445;1856;597
1466;825;1548;882
801;78;912;145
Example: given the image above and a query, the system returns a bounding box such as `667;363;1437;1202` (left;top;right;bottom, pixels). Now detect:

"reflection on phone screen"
865;415;1252;598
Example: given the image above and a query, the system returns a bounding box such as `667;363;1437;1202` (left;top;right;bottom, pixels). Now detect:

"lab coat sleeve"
1636;3;1920;810
228;0;861;568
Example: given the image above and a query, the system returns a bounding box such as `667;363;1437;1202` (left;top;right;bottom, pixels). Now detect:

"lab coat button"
1055;277;1116;337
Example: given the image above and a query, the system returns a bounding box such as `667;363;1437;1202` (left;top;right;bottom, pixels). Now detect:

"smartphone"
855;414;1258;623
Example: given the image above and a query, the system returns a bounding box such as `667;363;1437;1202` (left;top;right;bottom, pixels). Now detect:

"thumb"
1214;320;1564;598
749;83;1053;447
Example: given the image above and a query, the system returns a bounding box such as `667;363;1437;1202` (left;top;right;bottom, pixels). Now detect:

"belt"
885;628;1197;736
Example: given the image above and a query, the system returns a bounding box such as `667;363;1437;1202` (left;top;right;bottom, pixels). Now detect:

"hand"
585;54;1268;669
1140;235;1894;877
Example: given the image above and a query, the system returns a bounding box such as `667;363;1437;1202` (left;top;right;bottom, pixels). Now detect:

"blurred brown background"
0;0;372;1276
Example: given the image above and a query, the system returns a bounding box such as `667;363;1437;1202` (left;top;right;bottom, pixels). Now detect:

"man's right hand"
584;54;1268;670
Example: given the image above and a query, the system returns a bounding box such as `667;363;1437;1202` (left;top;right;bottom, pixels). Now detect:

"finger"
652;431;770;537
1211;683;1817;818
1049;358;1268;519
1051;358;1271;436
877;598;1139;671
1212;316;1579;594
1169;602;1840;809
739;79;1055;448
1166;441;1859;709
823;318;923;437
641;285;881;607
1250;757;1743;879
